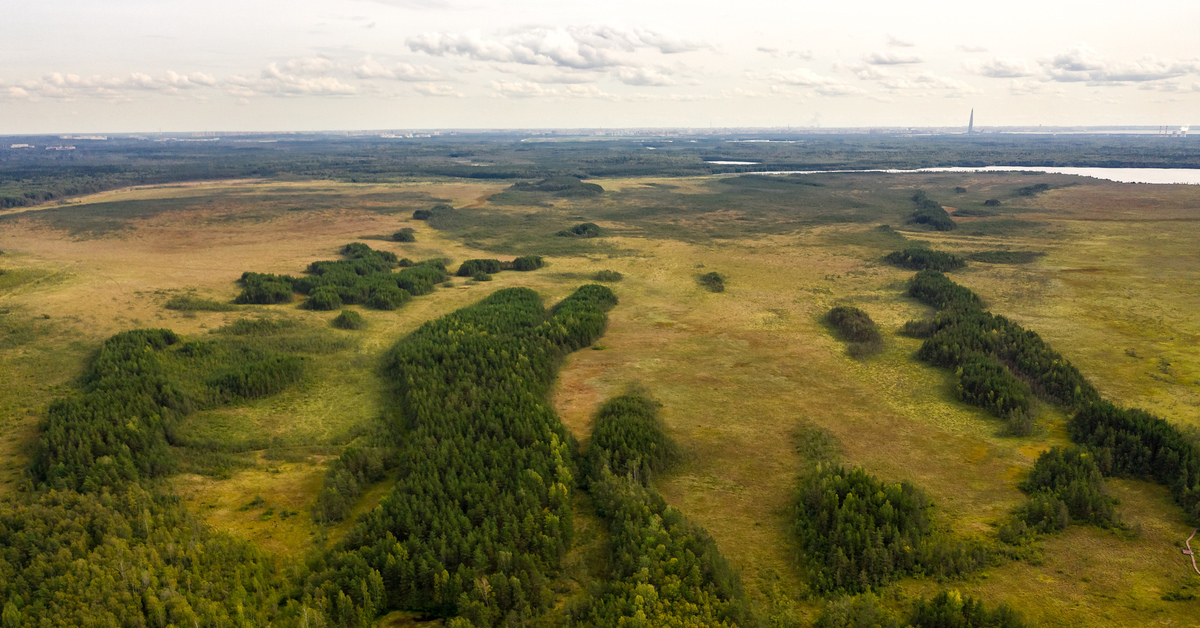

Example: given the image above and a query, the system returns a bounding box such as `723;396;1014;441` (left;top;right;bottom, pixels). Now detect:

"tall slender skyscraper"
968;109;975;135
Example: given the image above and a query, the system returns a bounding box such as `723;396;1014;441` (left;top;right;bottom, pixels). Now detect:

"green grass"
165;293;238;311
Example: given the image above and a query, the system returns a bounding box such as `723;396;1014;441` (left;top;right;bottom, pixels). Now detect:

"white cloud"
864;51;923;65
413;83;463;97
757;47;814;60
1043;46;1197;83
353;56;442;81
956;44;988;53
887;34;915;48
616;67;676;86
490;80;554;98
964;57;1038;78
758;68;865;96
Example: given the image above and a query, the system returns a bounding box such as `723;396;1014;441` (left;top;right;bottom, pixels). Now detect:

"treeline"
237;243;450;311
308;285;617;626
510;176;604;198
909;191;956;231
1000;446;1118;543
904;269;1200;525
884;247;967;272
827;306;883;358
817;591;1026;628
795;466;991;593
575;391;745;627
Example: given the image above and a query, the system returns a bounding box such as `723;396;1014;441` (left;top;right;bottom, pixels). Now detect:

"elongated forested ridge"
577;391;745;628
310;285;617;627
907;270;1200;523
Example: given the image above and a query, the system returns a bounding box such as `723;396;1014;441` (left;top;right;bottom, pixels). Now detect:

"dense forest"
308;285;618;626
577;391;745;627
904;270;1200;525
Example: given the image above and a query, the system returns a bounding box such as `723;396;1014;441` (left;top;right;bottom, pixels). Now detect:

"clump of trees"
884;247;967;272
1000;446;1118;543
585;392;679;485
506;255;545;271
575;391;744;627
392;228;416;242
795;465;990;593
909;191;957;231
310;285;618;626
594;269;623;282
827;305;883;357
556;222;602;238
413;203;454;220
1016;183;1052;196
816;591;1026;628
456;258;503;276
207;354;305;401
235;243;450;311
332;309;365;330
699;271;725;292
510;176;604;198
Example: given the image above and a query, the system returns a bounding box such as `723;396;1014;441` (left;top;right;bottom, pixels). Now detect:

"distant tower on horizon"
968;109;975;135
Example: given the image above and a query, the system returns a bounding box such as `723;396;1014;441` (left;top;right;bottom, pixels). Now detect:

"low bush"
699;271;725;292
472;272;492;282
392;228;416;242
556;222;603;238
1016;183;1052;196
594;269;623;282
305;286;342;311
983;199;1002;207
506;255;545;271
827;305;883;358
165;294;237;312
968;250;1044;264
331;310;365;330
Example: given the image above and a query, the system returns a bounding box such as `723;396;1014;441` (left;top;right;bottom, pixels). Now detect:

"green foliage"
216;316;298;336
908;591;1027;628
698;271;725;293
884;248;967;272
237;243;447;310
306;286;343;311
235;273;294;304
575;469;745;628
332;309;365;330
909;191;957;231
955;353;1033;422
795;465;990;593
1015;183;1052;196
907;270;983;312
207;354;305;401
585;392;678;485
414;203;454;221
815;594;900;628
393;228;416;243
967;251;1044;265
505;255;545;271
310;285;616;626
555;222;603;238
472;272;493;282
456;258;503;277
1020;446;1117;527
165;294;237;311
510;176;604;197
827;306;883;357
593;269;623;282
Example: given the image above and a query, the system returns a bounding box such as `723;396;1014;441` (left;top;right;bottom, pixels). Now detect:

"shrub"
828;306;883;357
412;209;432;220
366;285;411;310
457;258;503;277
1016;183;1051;196
556;222;602;238
968;250;1043;264
884;247;967;272
235;278;293;304
472;272;492;282
983;199;1002;207
331;310;365;330
594;269;623;282
165;294;237;312
506;255;545;271
305;286;343;311
698;271;725;292
392;228;416;243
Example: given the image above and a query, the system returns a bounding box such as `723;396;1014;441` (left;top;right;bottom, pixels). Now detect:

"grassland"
2;171;1199;625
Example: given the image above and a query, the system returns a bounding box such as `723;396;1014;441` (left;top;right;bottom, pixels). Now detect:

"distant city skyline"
2;0;1198;133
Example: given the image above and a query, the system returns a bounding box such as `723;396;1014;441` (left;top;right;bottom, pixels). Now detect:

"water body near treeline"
738;166;1200;185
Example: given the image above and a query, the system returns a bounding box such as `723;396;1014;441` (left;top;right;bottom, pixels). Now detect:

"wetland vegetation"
3;134;1200;627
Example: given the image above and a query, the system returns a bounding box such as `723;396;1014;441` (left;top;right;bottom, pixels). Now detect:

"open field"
2;171;1199;625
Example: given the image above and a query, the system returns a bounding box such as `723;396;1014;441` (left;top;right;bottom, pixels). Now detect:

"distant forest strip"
904;269;1200;524
6;133;1200;209
577;392;746;627
310;285;617;627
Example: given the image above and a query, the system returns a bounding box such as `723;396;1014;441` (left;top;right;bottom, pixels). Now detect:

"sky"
2;0;1198;133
